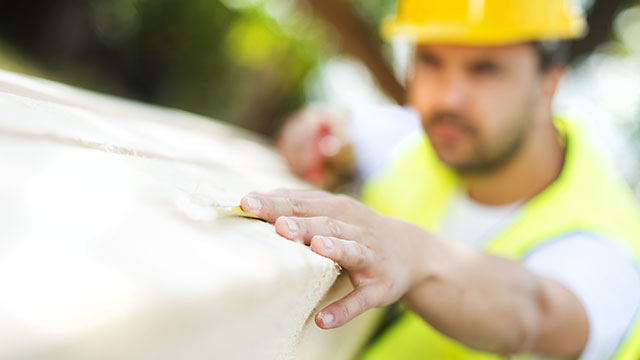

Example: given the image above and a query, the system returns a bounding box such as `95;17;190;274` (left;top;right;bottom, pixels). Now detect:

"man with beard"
241;1;640;358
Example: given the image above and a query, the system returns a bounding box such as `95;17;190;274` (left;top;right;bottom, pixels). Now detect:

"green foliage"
0;0;339;135
347;0;396;29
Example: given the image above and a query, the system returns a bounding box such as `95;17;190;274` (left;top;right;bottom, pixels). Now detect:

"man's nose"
433;71;468;111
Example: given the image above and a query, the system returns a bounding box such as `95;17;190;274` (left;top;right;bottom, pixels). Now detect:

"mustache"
425;112;475;134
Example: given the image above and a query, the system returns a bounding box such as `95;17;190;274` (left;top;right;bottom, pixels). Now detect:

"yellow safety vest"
360;118;640;359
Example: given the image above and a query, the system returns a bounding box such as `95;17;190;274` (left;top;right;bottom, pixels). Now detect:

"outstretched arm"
241;189;588;357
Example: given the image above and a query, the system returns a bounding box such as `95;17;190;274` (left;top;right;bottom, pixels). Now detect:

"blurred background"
1;0;640;190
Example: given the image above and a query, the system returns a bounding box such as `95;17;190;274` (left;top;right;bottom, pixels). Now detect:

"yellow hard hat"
382;0;587;45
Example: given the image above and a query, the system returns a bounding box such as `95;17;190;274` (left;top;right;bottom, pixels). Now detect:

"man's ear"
543;65;567;105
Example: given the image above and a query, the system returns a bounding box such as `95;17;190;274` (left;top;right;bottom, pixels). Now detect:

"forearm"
404;237;588;357
239;190;588;357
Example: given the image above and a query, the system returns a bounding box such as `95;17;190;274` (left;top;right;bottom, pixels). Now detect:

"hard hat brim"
382;17;588;45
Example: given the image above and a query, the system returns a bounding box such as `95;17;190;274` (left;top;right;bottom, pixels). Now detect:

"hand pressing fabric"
240;189;429;330
240;189;588;357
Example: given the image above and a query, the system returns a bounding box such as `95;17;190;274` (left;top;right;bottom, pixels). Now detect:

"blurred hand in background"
277;105;355;190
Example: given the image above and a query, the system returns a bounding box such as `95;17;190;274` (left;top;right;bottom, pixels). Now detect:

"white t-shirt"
349;105;640;359
439;192;640;360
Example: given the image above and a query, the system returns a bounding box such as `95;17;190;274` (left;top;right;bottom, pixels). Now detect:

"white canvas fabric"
0;69;377;360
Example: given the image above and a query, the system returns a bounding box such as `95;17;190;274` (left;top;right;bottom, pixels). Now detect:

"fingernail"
318;311;334;327
246;197;262;212
322;237;334;250
285;217;298;235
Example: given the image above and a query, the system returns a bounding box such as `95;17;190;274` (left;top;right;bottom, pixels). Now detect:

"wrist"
405;229;445;297
404;230;472;304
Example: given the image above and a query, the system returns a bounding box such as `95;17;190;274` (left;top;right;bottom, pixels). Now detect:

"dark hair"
532;41;572;71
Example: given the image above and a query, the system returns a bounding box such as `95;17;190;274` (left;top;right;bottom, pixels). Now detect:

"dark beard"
424;111;530;175
454;125;528;175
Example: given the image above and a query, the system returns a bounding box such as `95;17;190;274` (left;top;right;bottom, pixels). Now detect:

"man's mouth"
428;122;469;143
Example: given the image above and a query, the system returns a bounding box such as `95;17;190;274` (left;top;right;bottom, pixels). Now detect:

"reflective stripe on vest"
359;118;640;359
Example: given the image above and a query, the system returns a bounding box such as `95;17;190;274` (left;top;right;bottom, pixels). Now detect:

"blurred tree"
298;0;404;104
571;0;638;61
0;0;327;135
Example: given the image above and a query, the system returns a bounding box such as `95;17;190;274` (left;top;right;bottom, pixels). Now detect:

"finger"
315;286;379;329
274;217;358;245
240;193;340;223
310;236;371;270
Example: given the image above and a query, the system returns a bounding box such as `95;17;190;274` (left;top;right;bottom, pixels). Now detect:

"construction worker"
241;1;640;358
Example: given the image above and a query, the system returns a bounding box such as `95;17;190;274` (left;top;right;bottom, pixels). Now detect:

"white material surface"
0;69;376;359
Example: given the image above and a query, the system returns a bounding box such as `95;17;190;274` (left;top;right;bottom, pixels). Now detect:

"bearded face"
408;44;548;174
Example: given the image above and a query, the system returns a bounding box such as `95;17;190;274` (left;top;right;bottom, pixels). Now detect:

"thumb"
315;285;379;329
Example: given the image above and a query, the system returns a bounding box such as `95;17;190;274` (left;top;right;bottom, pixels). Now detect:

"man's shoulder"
524;231;640;360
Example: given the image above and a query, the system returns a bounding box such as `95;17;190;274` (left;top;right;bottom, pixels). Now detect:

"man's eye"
470;62;500;74
417;53;440;67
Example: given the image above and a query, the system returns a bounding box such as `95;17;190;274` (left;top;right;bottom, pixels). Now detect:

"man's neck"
462;120;565;206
